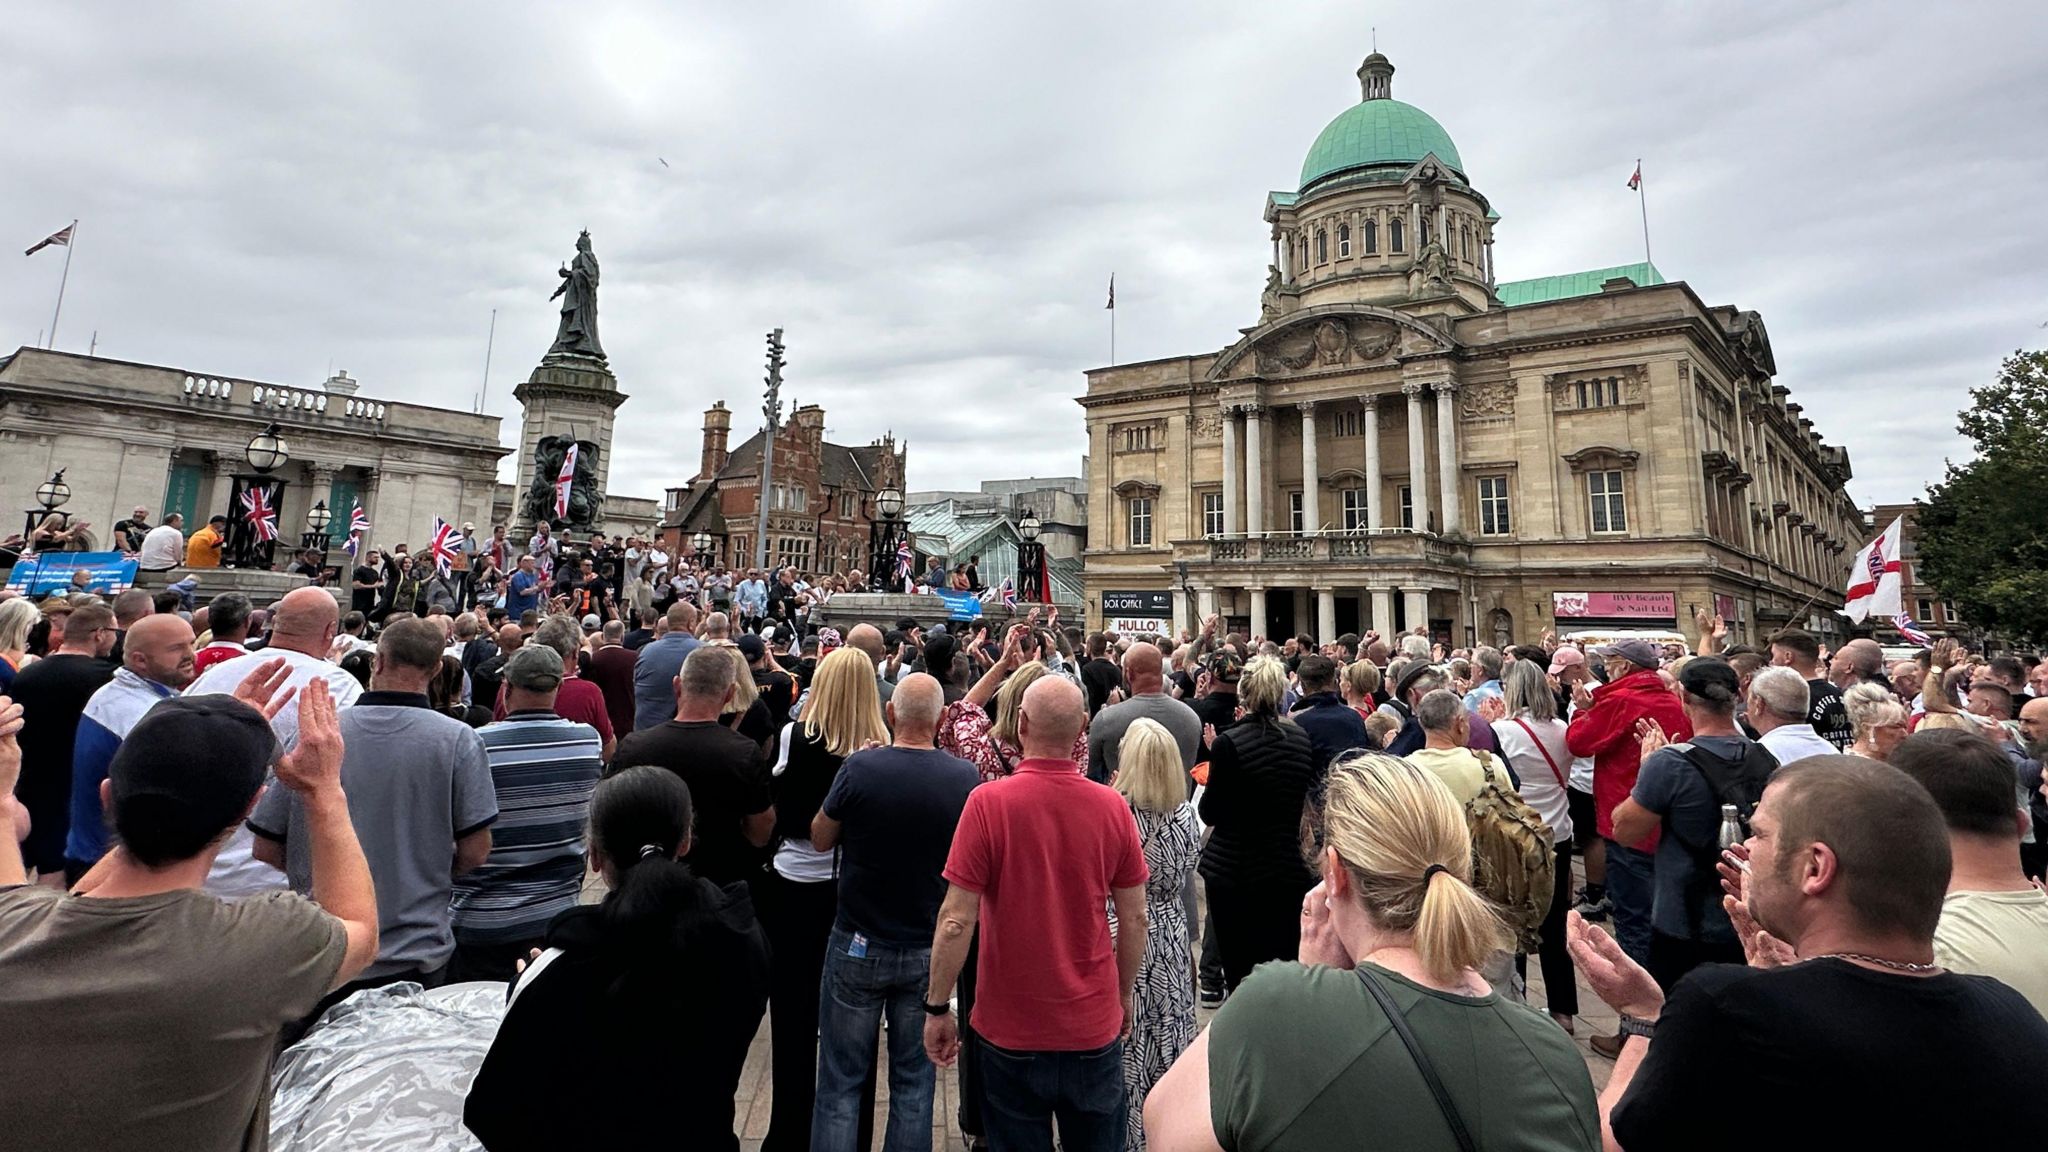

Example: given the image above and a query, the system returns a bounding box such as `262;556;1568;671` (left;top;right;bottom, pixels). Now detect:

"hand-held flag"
1842;515;1906;622
554;443;579;522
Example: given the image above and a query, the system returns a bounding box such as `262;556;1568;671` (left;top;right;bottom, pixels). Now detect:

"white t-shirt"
1759;723;1839;768
185;647;365;897
138;523;186;569
1492;713;1575;845
1933;888;2048;1018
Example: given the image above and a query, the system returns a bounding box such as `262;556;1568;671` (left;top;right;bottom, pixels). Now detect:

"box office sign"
1103;589;1172;634
1552;591;1678;620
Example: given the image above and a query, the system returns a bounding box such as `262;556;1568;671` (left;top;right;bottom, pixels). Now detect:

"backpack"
1665;740;1779;934
1463;750;1556;953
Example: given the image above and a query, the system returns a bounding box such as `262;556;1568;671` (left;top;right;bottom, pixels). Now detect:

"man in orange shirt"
184;516;228;569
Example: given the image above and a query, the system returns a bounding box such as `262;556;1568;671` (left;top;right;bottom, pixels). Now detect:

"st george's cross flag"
239;484;280;543
429;517;465;577
554;443;579;522
1842;515;1906;623
24;225;73;257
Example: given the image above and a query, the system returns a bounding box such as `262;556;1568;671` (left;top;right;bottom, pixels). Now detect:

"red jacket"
1566;667;1692;847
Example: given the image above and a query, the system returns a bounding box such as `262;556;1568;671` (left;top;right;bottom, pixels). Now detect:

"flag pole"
1634;161;1652;268
1107;272;1116;365
47;220;77;349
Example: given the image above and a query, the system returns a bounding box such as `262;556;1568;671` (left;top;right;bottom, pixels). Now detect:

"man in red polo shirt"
924;675;1147;1152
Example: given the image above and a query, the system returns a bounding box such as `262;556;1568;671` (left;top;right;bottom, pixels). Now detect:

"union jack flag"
978;576;1017;607
1893;613;1933;648
430;517;465;577
342;500;372;557
239;484;279;543
895;537;915;593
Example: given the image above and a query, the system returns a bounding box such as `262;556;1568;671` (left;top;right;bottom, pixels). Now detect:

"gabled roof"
715;430;892;490
1495;262;1665;307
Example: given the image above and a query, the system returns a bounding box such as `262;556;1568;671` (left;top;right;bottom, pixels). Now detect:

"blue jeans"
979;1037;1125;1152
813;926;930;1152
1603;841;1656;966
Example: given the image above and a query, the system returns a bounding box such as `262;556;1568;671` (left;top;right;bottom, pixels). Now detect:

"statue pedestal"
512;353;628;537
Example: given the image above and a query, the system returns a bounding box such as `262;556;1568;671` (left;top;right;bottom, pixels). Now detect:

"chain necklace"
1812;951;1942;974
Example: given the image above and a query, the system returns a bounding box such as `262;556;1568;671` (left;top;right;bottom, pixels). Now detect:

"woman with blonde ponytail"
1146;752;1598;1151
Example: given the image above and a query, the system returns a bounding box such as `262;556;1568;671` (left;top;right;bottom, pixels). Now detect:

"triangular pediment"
1401;152;1462;188
1208;304;1457;382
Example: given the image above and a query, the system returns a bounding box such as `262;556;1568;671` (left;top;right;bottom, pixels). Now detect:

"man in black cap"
0;669;378;1151
1606;656;1773;1002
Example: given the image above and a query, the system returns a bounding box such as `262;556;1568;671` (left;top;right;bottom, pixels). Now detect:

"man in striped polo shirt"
449;645;604;983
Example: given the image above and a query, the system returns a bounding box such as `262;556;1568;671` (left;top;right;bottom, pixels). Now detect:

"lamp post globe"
35;470;71;512
1019;510;1042;542
877;486;904;521
246;422;289;474
307;500;332;534
692;530;714;556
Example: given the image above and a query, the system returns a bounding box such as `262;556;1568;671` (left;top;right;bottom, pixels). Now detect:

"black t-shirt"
611;721;772;888
822;746;978;945
572;576;611;620
1612;958;2048;1150
1190;691;1240;748
9;654;114;871
351;565;380;613
1806;678;1853;748
753;668;796;726
622;627;655;652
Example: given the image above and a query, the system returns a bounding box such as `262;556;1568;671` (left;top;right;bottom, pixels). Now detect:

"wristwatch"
922;999;953;1016
1618;1014;1657;1041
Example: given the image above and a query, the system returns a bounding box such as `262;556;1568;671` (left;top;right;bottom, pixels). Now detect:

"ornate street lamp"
22;468;72;540
300;500;334;570
869;486;906;591
691;530;714;559
245;422;289;474
1016;507;1047;604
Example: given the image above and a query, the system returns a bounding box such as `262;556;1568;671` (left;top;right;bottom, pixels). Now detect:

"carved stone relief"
1192;409;1223;442
1251;317;1401;375
1461;380;1515;419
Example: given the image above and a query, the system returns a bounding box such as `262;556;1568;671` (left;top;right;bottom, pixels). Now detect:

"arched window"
1419;217;1431;246
1364;218;1378;254
1315;229;1327;264
1460;226;1470;259
1337;223;1351;258
1390;218;1405;253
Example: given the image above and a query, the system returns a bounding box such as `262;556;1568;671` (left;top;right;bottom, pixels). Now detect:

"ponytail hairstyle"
590;766;703;957
1319;751;1512;983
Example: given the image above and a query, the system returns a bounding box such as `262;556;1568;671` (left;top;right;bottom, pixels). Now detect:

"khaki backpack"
1463;750;1556;953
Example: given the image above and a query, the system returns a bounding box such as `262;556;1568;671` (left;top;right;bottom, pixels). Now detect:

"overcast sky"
5;1;2044;507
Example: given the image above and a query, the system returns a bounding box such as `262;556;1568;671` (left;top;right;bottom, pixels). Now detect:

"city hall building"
1079;53;1863;647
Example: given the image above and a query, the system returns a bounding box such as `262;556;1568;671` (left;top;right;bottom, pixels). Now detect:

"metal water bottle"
1717;804;1744;850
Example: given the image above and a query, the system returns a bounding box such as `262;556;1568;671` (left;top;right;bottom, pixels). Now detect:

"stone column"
1403;588;1430;634
1402;383;1430;531
1221;403;1241;536
1249;587;1268;639
1370;588;1395;636
359;468;382;555
1174;586;1193;637
1298;401;1320;534
1434;382;1460;534
1197;585;1217;622
1364;397;1383;531
1245;403;1266;536
302;465;336;554
1317;588;1337;642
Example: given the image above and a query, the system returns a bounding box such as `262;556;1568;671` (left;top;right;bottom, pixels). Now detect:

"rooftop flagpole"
1106;273;1116;365
47;219;78;349
1630;160;1652;268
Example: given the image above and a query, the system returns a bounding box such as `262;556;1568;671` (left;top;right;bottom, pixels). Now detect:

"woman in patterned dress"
1112;718;1204;1150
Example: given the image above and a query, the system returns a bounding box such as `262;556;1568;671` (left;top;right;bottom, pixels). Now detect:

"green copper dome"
1299;98;1464;192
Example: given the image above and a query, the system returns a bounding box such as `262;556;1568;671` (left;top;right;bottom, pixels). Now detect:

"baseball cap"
817;627;843;654
580;613;601;632
109;696;276;854
1547;647;1587;676
1591;638;1660;669
1677;657;1741;704
502;645;566;691
1205;649;1243;683
736;633;767;661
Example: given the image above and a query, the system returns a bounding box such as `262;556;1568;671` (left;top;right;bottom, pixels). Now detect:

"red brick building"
660;400;906;574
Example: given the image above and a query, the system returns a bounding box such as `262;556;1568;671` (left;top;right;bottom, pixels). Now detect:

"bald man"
62;613;198;880
1087;640;1200;783
809;671;976;1142
923;675;1149;1147
1830;637;1888;691
470;624;525;714
845;622;895;703
185;588;365;896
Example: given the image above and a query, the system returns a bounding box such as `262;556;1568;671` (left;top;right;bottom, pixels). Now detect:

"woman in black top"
1199;654;1320;992
429;654;491;728
464;766;770;1152
753;647;888;1152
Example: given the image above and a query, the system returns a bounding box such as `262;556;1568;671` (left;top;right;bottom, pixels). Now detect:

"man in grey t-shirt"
1087;642;1201;784
251;619;497;986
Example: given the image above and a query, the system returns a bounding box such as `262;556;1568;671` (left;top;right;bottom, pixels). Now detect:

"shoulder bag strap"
1356;966;1478;1152
1513;717;1570;791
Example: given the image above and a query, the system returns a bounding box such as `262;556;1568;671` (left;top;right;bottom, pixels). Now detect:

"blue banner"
4;551;141;597
929;588;985;622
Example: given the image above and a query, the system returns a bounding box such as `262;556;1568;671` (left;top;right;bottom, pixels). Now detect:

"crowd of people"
3;555;2048;1149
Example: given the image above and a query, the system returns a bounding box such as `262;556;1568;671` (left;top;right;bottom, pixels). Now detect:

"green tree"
1916;349;2048;644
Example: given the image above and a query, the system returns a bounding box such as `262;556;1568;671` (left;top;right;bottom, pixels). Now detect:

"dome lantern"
1358;52;1394;101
